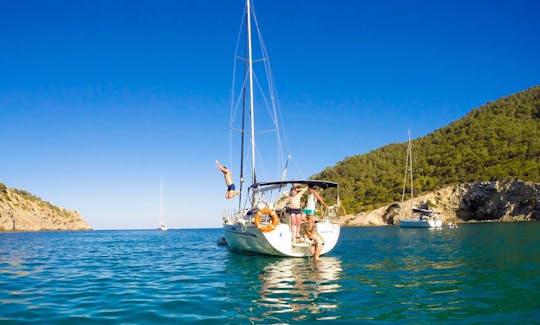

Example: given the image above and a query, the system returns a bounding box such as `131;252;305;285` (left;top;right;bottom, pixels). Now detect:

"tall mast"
401;130;412;218
246;0;256;184
160;177;164;225
408;130;413;201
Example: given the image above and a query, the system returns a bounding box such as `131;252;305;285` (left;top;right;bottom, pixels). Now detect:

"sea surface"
1;223;539;324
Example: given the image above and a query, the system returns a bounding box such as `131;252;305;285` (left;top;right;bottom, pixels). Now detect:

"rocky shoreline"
342;180;540;226
0;183;91;232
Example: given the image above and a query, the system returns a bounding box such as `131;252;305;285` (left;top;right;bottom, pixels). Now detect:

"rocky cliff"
0;183;91;232
343;180;540;226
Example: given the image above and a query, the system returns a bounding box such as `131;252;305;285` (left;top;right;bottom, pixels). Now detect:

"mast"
408;130;413;201
160;177;164;225
237;25;248;210
246;0;256;185
401;130;412;218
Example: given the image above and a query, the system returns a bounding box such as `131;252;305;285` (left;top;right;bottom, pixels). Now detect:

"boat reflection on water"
257;257;342;318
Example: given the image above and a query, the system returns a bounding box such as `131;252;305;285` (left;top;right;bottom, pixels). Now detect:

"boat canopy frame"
249;180;338;195
412;208;441;216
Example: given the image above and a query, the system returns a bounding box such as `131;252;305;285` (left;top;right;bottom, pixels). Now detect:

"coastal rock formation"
0;183;91;232
457;181;540;221
343;180;540;226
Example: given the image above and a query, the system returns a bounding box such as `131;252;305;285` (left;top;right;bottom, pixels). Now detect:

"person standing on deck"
303;185;328;218
287;184;307;242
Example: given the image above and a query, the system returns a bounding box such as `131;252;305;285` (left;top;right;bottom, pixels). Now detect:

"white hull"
223;220;340;257
399;218;442;228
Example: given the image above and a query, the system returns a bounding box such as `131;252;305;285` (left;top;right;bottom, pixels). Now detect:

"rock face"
457;181;540;222
0;183;91;232
343;180;540;226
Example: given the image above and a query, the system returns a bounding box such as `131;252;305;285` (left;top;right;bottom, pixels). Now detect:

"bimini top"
412;208;441;216
249;180;338;190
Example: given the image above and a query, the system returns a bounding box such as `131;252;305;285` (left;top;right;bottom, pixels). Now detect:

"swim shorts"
227;184;236;191
286;208;302;214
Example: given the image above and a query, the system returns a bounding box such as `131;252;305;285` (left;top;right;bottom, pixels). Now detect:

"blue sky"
1;0;539;229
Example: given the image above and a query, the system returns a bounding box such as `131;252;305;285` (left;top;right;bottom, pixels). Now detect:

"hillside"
0;183;91;232
314;85;540;213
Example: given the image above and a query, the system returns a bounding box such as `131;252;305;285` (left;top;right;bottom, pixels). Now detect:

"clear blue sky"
1;0;539;229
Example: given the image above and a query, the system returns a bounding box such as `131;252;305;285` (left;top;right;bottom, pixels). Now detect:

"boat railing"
222;209;251;225
222;209;235;224
318;205;339;222
224;202;339;225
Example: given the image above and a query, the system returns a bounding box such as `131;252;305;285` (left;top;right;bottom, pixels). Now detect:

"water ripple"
1;224;540;323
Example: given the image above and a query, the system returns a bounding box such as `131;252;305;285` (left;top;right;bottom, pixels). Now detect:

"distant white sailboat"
159;178;168;231
399;130;442;228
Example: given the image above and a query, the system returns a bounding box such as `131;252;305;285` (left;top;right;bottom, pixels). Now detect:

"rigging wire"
251;2;289;178
228;0;297;209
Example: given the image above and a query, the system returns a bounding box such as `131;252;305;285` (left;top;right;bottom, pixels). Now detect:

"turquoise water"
1;223;539;324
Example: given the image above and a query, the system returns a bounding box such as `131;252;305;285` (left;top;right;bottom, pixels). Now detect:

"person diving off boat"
216;160;240;199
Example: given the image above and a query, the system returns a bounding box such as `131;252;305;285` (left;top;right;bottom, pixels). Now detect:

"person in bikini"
286;184;307;242
216;160;240;199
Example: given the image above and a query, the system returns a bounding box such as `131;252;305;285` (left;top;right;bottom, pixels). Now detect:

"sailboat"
159;178;167;231
220;0;341;257
399;131;442;228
